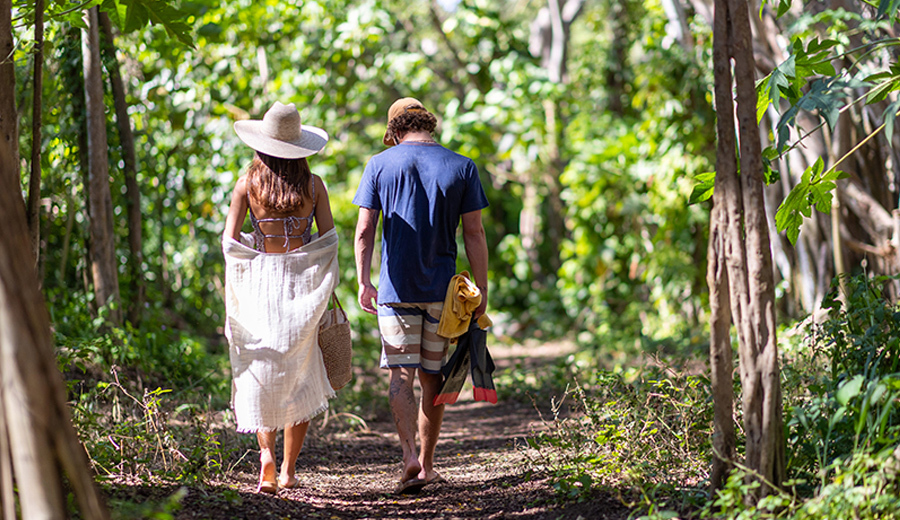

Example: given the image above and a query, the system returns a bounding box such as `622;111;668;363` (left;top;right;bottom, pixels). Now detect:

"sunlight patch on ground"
489;337;578;360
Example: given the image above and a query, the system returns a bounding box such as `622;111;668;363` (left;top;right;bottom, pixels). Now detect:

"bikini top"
248;180;316;252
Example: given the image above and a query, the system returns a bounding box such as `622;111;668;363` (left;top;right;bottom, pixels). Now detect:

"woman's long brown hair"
246;152;312;213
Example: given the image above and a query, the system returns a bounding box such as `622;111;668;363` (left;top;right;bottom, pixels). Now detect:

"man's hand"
358;283;379;315
473;287;488;320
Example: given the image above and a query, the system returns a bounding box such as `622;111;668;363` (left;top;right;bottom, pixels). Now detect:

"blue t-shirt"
353;142;489;304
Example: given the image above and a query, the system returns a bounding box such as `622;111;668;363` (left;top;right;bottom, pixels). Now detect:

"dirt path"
108;342;633;519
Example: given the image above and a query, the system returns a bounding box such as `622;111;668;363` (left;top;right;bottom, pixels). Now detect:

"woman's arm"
313;174;335;235
224;176;249;241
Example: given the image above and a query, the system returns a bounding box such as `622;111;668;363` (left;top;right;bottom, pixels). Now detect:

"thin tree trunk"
707;199;735;491
542;98;566;274
99;12;144;326
709;0;738;490
0;0;18;179
524;0;583;277
83;6;121;325
729;0;785;494
0;383;15;519
710;0;785;499
58;186;76;283
0;98;110;520
26;0;45;263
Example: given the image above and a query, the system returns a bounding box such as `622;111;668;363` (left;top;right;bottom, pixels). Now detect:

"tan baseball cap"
383;97;428;146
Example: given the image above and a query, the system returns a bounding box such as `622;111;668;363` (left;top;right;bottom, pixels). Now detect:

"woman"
223;101;338;494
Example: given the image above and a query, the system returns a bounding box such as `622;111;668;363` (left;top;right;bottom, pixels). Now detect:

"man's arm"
461;209;489;318
355;207;380;315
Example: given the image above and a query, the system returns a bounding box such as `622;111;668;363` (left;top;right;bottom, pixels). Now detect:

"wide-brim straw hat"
234;102;329;159
382;97;429;146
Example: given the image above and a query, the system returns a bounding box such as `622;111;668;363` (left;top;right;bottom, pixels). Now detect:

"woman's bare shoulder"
312;174;328;193
234;175;249;194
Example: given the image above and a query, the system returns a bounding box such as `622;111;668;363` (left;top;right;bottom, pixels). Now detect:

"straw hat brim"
234;120;329;159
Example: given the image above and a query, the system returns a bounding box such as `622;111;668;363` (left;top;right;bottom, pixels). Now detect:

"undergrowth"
517;364;712;516
52;296;386;516
522;273;900;520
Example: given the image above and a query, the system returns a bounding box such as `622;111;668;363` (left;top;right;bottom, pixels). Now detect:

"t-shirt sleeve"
352;160;382;210
460;161;489;214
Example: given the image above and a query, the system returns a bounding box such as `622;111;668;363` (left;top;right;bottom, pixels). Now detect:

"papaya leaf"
794;46;836;79
689;171;715;205
769;56;794;106
866;79;897;104
882;99;900;145
775;105;799;152
776;0;791;18
762;156;780;185
775;182;811;244
796;79;842;130
775;159;846;244
810;181;836;213
110;0;195;48
865;63;900;104
762;147;781;185
757;76;772;123
877;0;900;20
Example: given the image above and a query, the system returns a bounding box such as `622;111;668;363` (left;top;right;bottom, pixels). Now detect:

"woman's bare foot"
278;472;299;489
258;449;277;494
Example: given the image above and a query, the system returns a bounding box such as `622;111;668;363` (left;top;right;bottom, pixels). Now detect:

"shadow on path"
106;341;633;519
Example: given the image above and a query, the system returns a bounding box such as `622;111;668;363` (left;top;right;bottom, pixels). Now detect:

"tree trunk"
26;0;45;263
710;0;785;499
525;0;583;277
0;96;110;520
731;0;785;490
0;0;18;179
82;6;121;325
709;0;739;491
99;12;144;326
707;198;735;492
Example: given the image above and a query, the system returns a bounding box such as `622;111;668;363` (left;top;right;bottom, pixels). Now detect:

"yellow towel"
436;271;492;338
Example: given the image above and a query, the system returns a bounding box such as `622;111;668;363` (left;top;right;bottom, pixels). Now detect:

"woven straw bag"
318;293;352;390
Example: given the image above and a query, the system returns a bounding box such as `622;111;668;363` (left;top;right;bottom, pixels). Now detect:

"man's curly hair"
387;109;438;143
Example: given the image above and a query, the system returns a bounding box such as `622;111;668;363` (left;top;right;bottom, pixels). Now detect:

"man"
353;98;489;494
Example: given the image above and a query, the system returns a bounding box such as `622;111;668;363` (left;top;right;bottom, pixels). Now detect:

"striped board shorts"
377;302;450;374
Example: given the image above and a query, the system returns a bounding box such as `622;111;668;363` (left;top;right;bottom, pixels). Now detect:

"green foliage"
750;1;900;245
689;171;715;205
774;158;848;244
710;450;900;520
101;0;195;47
522;366;711;513
108;486;187;520
722;273;900;520
784;275;900;484
558;0;714;352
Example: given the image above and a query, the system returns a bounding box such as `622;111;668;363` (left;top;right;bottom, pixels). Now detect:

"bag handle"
330;292;344;312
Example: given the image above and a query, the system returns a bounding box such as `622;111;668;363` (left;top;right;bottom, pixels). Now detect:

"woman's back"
248;175;317;253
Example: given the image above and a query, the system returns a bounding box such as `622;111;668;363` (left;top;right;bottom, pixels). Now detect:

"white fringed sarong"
223;228;339;433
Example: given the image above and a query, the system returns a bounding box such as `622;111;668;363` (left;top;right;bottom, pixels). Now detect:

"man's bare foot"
419;469;445;484
401;456;422;484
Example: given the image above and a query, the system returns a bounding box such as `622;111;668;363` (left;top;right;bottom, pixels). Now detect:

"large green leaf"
688;171;715;205
103;0;195;47
775;158;848;244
